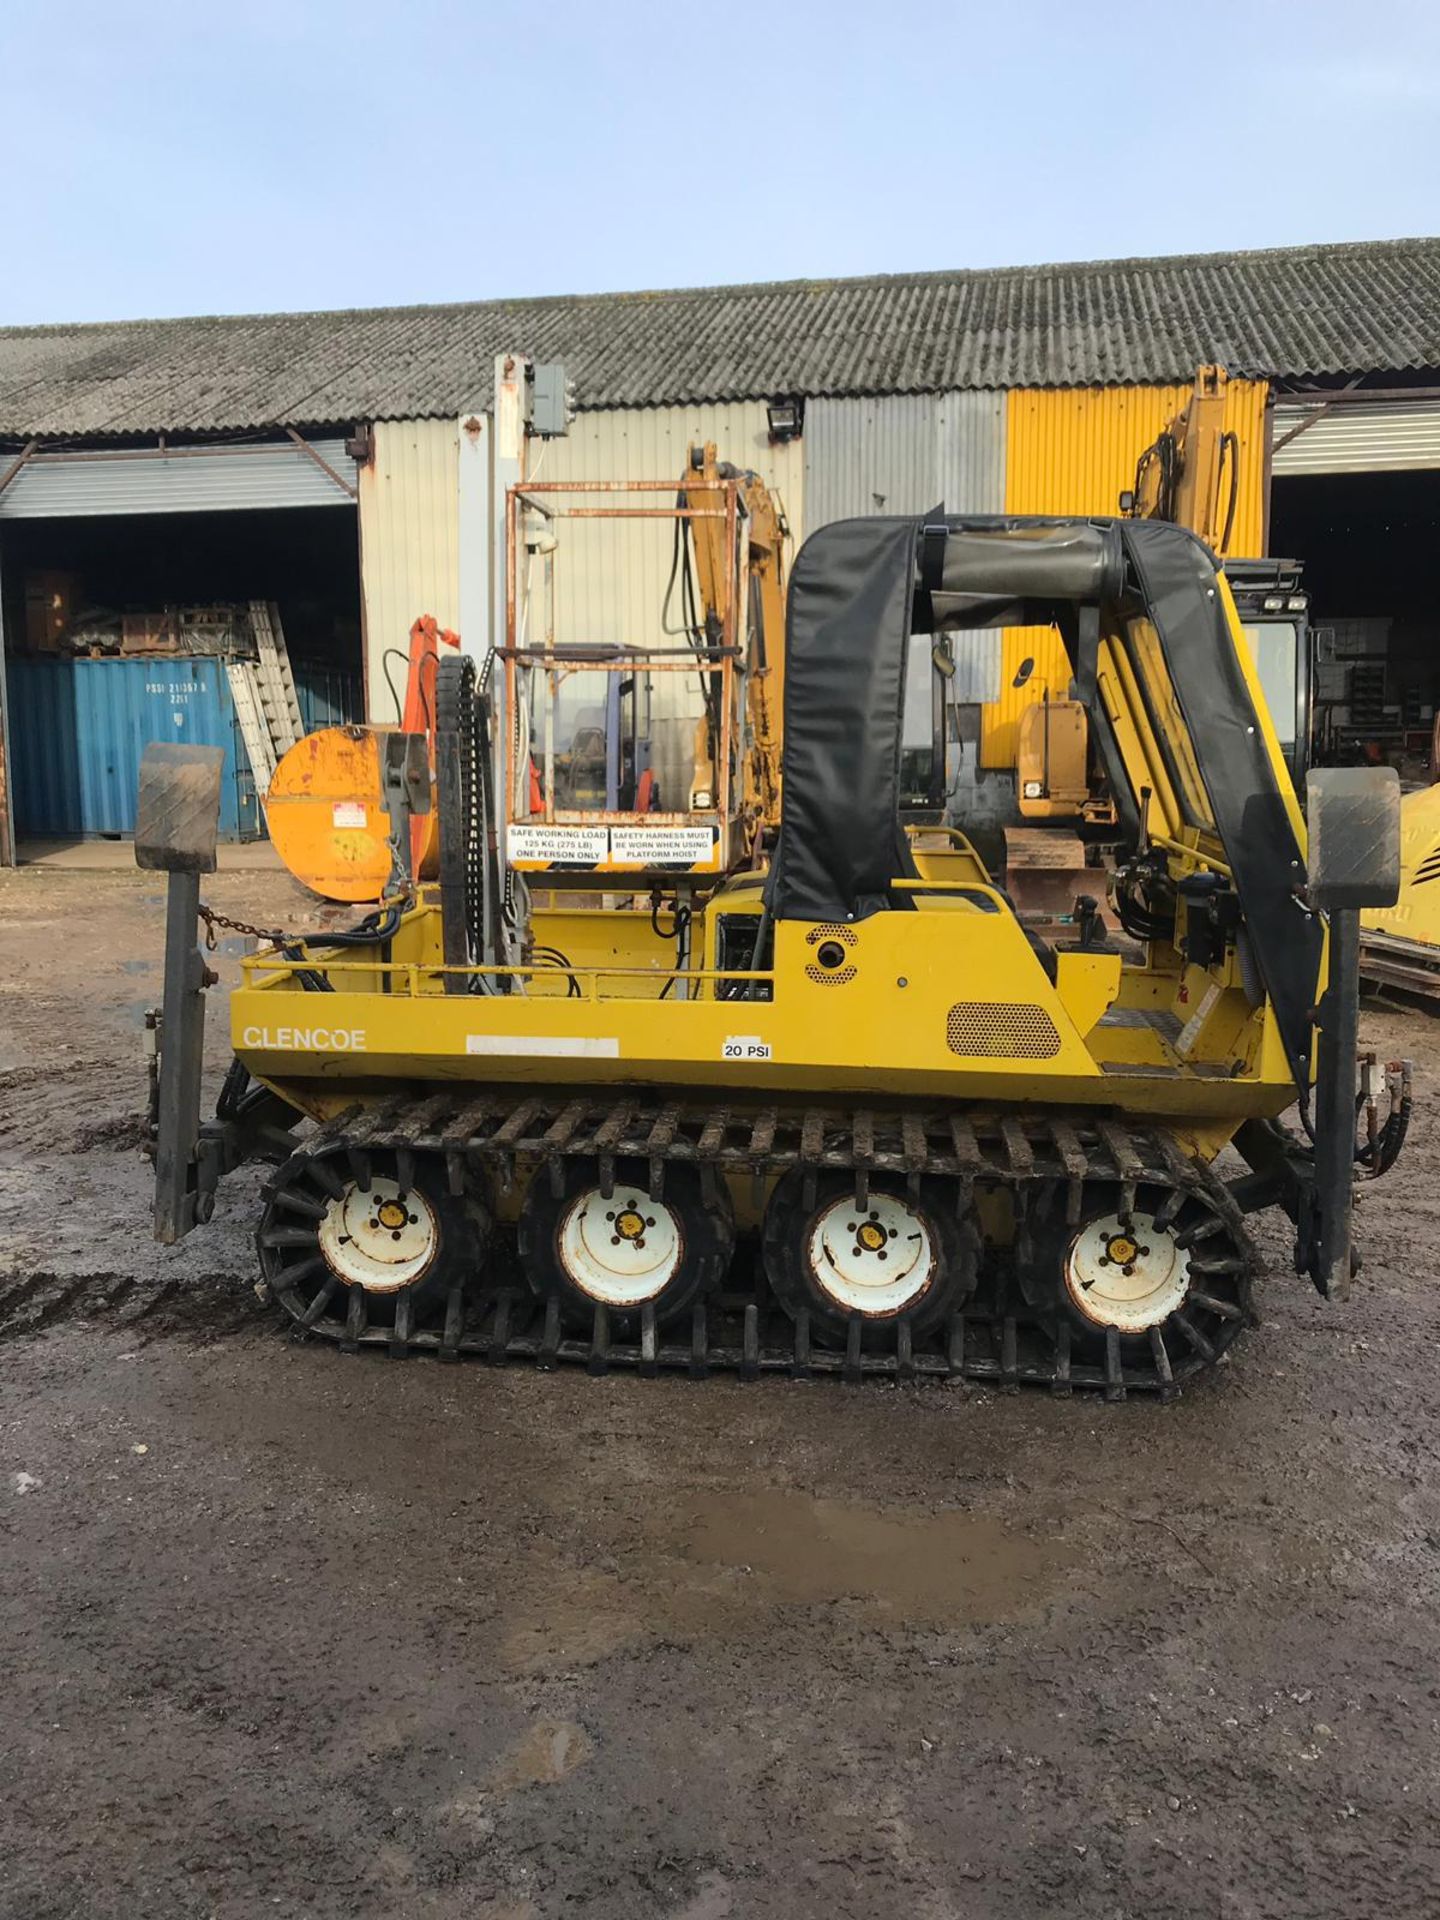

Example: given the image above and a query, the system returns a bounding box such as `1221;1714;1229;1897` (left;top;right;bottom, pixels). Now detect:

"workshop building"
0;235;1437;860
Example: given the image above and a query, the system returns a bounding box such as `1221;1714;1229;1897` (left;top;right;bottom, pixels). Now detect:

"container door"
7;655;251;840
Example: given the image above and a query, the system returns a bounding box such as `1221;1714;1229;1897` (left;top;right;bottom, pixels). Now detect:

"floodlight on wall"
766;399;803;444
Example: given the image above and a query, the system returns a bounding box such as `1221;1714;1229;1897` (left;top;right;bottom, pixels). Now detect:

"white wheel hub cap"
558;1184;683;1308
808;1191;937;1318
317;1176;440;1294
1064;1209;1190;1332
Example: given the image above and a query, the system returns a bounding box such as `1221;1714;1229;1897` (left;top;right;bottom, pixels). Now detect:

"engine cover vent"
946;1002;1062;1059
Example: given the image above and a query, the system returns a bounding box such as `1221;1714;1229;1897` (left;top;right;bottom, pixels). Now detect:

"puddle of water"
489;1720;592;1790
681;1487;1068;1623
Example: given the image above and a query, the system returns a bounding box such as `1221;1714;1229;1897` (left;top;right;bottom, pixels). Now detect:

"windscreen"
1241;619;1299;750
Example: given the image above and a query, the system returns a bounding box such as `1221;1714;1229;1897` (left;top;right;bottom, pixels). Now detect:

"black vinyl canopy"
765;512;1323;1094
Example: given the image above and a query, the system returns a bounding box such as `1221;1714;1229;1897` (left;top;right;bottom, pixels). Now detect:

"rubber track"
261;1094;1259;1402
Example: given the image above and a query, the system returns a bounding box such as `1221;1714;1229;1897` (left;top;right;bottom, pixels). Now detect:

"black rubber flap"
766;515;921;923
1119;519;1322;1092
767;515;1124;925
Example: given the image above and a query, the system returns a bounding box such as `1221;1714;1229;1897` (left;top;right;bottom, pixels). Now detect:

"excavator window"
1240;619;1300;753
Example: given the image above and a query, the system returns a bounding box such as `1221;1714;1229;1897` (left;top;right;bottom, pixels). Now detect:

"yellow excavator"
1359;774;1440;996
1013;366;1245;824
137;511;1409;1402
683;442;787;849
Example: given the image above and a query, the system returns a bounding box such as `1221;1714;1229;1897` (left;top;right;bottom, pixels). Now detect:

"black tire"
1025;1177;1253;1372
518;1157;733;1332
762;1167;973;1348
258;1146;488;1335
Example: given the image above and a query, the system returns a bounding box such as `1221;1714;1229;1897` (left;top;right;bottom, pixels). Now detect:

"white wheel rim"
557;1184;684;1308
1064;1209;1190;1332
807;1191;937;1318
317;1176;440;1294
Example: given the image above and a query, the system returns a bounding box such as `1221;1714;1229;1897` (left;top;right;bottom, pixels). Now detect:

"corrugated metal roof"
2;237;1438;437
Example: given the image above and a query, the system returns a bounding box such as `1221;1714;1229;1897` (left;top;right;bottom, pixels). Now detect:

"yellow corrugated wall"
358;418;461;720
982;379;1269;767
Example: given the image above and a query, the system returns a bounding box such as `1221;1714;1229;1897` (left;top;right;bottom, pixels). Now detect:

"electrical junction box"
529;363;573;438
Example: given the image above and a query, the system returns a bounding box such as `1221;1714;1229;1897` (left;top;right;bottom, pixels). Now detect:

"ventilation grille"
805;921;858;983
1414;846;1440;887
946;1002;1062;1059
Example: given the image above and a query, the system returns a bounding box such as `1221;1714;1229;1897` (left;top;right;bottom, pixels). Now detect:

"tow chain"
197;904;309;952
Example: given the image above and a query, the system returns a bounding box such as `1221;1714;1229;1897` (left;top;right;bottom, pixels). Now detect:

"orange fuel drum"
264;618;457;903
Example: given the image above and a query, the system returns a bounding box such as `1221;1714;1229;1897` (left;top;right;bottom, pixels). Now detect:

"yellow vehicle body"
148;512;1402;1402
231;876;1292;1133
1360;782;1440;993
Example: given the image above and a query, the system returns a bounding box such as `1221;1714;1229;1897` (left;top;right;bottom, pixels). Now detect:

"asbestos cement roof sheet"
1;236;1437;436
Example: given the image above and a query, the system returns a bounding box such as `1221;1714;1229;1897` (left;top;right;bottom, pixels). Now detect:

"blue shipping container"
295;664;363;735
7;655;258;840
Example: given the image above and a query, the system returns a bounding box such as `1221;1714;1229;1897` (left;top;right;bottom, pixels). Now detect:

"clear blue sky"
2;0;1437;326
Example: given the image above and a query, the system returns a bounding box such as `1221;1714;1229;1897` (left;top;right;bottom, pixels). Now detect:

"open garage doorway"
1270;467;1440;778
0;496;362;851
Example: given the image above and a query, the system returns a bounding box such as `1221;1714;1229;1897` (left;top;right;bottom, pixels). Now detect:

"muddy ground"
2;862;1439;1920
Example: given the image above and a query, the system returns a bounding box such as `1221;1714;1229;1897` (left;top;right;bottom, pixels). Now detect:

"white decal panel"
507;825;609;865
466;1035;621;1059
608;825;718;865
331;801;367;829
721;1035;773;1062
1175;982;1222;1059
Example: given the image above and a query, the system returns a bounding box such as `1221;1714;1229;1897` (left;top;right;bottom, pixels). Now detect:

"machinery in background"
1360;769;1440;1000
503;441;787;884
139;512;1409;1404
996;372;1307;869
1126;365;1240;555
264;616;459;903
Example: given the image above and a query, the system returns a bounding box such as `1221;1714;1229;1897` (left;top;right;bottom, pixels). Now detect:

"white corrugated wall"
1271;397;1440;474
359;418;461;719
0;439;358;518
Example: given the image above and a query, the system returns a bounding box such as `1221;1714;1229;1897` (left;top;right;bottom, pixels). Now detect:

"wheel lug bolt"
391;1230;402;1242
1123;1263;1135;1276
605;1212;615;1222
611;1234;621;1246
1098;1256;1110;1267
645;1217;655;1227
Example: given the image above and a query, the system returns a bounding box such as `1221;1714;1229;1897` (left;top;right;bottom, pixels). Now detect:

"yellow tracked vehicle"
139;514;1409;1400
